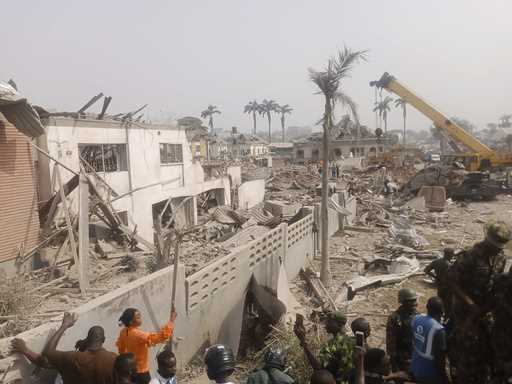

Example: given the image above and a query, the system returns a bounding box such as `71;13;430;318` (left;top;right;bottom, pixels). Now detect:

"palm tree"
309;47;367;286
200;105;221;134
373;96;393;134
259;99;279;143
244;100;260;135
506;134;512;151
277;104;293;142
394;98;407;145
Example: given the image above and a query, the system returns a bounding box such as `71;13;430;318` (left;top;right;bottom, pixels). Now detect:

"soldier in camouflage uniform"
386;288;418;372
294;311;354;384
491;271;512;384
424;247;456;316
450;221;510;384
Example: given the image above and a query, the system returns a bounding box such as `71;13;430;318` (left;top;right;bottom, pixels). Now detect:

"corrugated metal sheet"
0;114;40;263
0;82;45;137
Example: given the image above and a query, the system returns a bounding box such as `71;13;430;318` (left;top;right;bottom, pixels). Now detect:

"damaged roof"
0;81;45;137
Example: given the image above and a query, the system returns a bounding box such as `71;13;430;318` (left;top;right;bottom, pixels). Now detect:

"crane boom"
371;72;494;158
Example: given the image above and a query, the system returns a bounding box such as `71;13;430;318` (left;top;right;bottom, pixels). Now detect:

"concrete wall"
238;179;265;210
44;118;230;241
0;212;318;383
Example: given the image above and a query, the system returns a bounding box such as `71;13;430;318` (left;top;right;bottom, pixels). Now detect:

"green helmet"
485;221;511;249
327;311;347;324
398;288;417;303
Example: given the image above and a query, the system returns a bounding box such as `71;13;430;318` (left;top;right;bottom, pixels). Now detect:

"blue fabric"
410;315;444;381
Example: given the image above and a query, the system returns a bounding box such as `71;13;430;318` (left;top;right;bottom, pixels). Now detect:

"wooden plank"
78;172;90;291
56;167;85;296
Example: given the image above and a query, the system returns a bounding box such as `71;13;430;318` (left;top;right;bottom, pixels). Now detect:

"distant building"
225;134;269;159
185;126;210;160
209;135;229;160
268;142;294;159
293;133;394;163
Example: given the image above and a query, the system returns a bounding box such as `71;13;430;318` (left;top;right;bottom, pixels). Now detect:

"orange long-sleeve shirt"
116;320;174;373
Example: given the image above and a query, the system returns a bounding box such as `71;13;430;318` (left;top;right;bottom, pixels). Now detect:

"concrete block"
227;166;242;187
403;196;426;211
264;200;298;217
418;186;446;211
238;179;265;210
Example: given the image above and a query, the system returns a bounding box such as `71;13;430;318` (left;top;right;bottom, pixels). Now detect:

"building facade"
226;134;269;159
41;117;230;243
293;134;394;163
0;114;41;272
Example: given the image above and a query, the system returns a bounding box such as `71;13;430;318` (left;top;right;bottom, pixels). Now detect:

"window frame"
159;143;184;165
79;143;128;173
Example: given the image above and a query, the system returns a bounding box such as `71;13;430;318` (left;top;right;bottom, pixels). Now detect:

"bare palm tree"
277;104;293;142
309;47;367;286
259;99;279;143
373;96;393;134
200;105;221;134
244;100;260;135
394;98;407;145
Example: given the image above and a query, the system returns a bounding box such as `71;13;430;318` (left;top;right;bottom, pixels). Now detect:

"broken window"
160;143;183;164
79;144;128;172
297;150;304;158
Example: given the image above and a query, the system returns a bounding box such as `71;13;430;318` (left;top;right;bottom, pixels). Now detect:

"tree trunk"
403;107;406;146
253;111;257;135
281;115;285;142
384;116;387;134
320;97;331;287
210;117;214;134
268;114;272;143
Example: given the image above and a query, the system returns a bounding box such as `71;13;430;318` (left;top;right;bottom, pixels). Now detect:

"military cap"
485;221;511;249
327;311;347;323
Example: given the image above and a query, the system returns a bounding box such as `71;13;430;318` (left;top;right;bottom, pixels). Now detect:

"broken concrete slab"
403;195;426;211
264;200;299;218
238;179;265;210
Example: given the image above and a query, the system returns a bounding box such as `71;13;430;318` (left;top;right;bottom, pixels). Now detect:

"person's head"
157;348;177;379
264;348;287;371
310;369;336;384
119;308;142;327
350;317;371;339
398;288;418;313
426;296;444;320
75;326;105;351
484;221;511;252
114;353;137;378
443;247;455;261
364;348;391;376
325;311;347;335
204;344;235;383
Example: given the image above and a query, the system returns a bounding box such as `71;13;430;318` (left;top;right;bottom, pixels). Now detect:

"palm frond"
334;91;359;124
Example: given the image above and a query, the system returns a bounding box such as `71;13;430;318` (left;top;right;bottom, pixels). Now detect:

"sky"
2;0;511;134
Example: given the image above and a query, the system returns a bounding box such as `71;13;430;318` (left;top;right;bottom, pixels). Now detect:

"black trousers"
133;371;151;384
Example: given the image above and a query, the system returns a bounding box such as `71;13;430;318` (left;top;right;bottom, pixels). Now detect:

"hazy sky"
2;0;511;134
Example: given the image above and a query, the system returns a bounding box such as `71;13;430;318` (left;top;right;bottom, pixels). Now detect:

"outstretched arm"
11;339;52;368
42;313;77;357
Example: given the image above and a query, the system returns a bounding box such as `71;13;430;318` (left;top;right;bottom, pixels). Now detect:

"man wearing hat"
386;288;418;372
449;220;511;384
294;311;354;383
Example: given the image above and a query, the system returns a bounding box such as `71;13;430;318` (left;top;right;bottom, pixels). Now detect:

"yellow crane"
370;72;512;171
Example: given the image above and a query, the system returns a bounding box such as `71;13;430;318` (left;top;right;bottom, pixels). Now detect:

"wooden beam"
78;172;90;291
56;167;86;296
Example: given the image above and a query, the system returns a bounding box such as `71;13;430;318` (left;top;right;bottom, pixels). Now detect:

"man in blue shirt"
411;297;450;384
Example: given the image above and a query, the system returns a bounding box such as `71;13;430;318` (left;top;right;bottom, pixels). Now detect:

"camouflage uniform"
425;257;452;313
386;305;417;372
318;333;354;384
451;222;509;384
491;272;512;383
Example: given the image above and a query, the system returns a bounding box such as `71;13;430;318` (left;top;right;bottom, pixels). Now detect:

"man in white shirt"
149;349;177;384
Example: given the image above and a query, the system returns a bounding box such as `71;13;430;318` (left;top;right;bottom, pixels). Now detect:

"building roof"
268;142;294;149
0;81;45;137
226;134;268;145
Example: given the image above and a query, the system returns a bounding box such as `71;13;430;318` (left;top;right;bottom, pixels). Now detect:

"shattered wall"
0;212;321;383
238;179;265;210
0;114;40;270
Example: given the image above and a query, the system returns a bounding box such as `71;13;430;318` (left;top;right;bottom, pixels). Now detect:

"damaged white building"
38;117;231;243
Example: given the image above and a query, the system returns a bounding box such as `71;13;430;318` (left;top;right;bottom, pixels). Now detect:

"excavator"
370;73;512;200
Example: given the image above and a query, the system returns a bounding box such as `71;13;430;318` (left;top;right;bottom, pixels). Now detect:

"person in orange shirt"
116;307;177;384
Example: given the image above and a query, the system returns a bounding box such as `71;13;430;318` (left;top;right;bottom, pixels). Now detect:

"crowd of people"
9;220;512;384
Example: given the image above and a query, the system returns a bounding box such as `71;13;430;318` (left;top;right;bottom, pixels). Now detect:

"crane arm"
370;73;495;158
